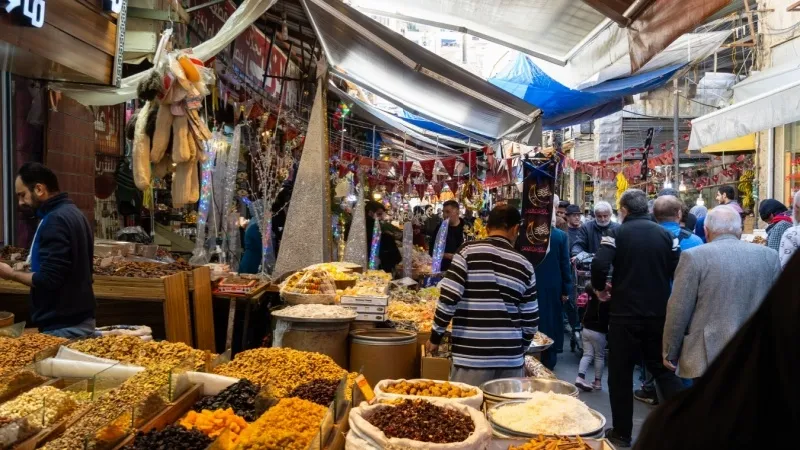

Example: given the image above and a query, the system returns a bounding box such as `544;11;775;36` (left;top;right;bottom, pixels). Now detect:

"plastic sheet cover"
302;0;541;144
489;54;684;130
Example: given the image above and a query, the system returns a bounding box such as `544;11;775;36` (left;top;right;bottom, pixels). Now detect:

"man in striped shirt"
425;205;539;386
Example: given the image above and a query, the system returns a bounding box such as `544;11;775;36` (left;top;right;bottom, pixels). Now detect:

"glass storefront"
784;121;800;206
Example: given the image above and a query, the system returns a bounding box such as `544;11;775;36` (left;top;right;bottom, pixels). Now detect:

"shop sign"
3;0;46;28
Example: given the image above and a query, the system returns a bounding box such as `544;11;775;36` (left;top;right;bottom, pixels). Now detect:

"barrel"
349;329;417;387
0;312;13;328
274;318;353;370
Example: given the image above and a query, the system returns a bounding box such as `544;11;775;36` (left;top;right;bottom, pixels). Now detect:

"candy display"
387;300;436;332
179;408;248;440
212;348;348;398
123;425;212;450
280;270;336;295
338;279;389;297
365;399;474;444
273;304;358;320
192;380;260;422
233;398;326;450
381;380;476;399
286;379;340;407
305;263;358;281
68;335;208;369
489;392;602;436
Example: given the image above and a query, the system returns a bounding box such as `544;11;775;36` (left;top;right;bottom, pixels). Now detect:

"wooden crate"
190;266;215;352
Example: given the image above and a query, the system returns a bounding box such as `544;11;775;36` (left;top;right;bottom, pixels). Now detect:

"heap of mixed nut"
68;335;208;369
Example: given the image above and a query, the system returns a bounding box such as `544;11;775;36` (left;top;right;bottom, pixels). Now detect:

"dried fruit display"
366;399;474;444
68;335;208;369
382;380;476;399
179;408;248;440
93;258;192;278
234;398;326;450
212;348;347;398
192;380;259;422
123;425;212;450
286;379;339;406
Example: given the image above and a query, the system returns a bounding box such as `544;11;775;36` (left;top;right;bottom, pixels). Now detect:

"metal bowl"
488;399;606;439
482;377;579;400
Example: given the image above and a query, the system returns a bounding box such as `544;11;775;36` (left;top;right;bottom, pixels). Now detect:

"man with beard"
572;201;620;258
0;163;95;337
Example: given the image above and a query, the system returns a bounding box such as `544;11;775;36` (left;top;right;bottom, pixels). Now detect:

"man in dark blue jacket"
0;163;95;337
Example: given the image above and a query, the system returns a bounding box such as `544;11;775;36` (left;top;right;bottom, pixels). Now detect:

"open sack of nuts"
373;379;484;410
346;398;491;450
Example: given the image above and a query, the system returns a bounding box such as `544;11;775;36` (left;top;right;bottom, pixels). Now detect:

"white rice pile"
490;391;601;435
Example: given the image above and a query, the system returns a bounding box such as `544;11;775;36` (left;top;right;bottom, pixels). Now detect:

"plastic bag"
373;379;483;410
346;400;491;450
116;226;152;244
279;269;337;305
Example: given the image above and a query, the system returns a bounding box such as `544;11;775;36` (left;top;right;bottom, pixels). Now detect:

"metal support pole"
673;79;680;186
371;125;377;159
262;28;277;89
339;118;345;159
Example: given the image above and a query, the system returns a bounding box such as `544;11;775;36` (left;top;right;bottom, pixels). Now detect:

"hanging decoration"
615;173;629;210
402;221;413;279
519;156;557;267
460;178;485;211
738;170;755;210
431;220;449;274
337;213;347;262
368;218;382;270
219;126;243;266
344;184;368;267
189;137;221;265
419;160;436;181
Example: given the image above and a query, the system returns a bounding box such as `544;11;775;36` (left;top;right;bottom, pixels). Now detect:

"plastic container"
349;329;417;387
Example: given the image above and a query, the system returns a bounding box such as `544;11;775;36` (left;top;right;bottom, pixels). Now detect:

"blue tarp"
395;109;492;141
489;54;685;130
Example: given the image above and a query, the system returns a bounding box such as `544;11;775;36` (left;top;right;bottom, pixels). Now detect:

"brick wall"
46;95;95;224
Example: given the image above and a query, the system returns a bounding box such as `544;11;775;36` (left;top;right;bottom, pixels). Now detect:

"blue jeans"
42;318;98;338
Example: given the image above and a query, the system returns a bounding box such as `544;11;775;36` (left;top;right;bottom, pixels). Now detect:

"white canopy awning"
733;62;800;102
688;76;800;150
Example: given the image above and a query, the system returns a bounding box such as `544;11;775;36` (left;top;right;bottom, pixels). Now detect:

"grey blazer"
663;234;780;379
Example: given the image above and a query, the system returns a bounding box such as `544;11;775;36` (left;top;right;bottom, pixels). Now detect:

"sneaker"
604;428;632;448
592;380;603;390
575;377;593;392
634;388;659;405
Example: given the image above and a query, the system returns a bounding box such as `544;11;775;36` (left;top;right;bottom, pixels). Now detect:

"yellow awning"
700;133;756;153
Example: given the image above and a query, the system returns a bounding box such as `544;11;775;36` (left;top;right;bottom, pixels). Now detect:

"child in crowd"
576;281;610;391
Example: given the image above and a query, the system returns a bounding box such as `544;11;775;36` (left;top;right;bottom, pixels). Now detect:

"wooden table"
212;282;273;354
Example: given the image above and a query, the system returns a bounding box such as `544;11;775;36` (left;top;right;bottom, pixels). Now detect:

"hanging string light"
431;219;449;274
368;218;382;270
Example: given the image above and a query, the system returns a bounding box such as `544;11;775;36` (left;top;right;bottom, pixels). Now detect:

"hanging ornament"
460;178;485;210
368;218;382;270
431;219;449;274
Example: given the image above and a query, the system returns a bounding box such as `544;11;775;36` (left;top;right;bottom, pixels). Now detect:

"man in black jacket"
0;163;95;337
571;201;619;258
591;189;683;448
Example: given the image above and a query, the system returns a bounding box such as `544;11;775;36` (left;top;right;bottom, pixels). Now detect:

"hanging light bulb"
696;196;705;206
373;192;382;200
679;179;687;192
663;181;673;189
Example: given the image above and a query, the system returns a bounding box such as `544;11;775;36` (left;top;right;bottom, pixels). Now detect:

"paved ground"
550;343;655;443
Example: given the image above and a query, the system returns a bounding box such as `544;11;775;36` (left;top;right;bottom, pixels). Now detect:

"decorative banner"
402;221;413;279
431;219;449;274
341;151;357;162
440;157;457;177
419;160;436;181
398;161;414;180
368;218;381;270
414;183;427;199
446;180;459;194
377;160;395;173
344;184;368;267
518;157;557;267
462;151;478;172
433;183;443;196
367;176;378;191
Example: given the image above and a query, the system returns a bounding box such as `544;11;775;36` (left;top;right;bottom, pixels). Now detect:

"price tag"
354;374;375;405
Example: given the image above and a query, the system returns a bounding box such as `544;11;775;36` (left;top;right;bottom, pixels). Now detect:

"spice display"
93;258;192;277
42;368;170;450
366;399;474;443
286;379;339;406
0;386;84;428
234;398;326;450
281;269;336;295
179;408;248;440
68;335;208;369
382;380;476;398
509;435;593;450
192;380;259;422
123;424;212;450
0;333;67;372
489;392;601;436
273;305;357;320
0;246;28;261
213;348;347;397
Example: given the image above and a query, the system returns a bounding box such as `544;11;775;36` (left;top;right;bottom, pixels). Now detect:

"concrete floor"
551;345;655;443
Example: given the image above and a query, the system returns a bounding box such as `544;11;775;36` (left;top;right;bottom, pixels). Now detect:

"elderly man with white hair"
663;205;780;383
571;201;620;259
778;191;800;268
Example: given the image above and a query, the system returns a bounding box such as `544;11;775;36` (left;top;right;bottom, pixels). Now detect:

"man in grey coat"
663;205;781;379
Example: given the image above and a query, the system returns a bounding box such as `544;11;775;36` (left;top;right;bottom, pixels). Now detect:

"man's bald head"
653;195;683;223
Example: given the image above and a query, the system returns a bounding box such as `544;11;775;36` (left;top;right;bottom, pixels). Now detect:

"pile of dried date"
287;379;340;407
192;379;260;421
366;399;474;443
93;258;192;278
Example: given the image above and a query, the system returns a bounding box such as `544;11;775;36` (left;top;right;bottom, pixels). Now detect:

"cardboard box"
340;295;389;306
355;313;386;322
420;345;451;381
342;305;386;314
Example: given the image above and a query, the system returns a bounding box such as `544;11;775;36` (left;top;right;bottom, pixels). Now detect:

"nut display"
93;258;192;278
42;368;170;450
366;399;474;444
382;380;477;399
68;335;208;369
192;380;259;422
179;408;248;440
0;333;67;372
0;386;84;428
286;379;339;406
234;398;326;450
510;436;593;450
212;348;347;398
123;424;212;450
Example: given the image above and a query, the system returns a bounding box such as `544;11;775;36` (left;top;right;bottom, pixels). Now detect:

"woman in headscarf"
758;199;793;252
778;191;800;268
689;205;708;243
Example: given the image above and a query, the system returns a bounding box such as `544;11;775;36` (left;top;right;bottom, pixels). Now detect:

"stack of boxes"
340;294;389;322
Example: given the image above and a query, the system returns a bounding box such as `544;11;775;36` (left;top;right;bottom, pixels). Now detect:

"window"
785;121;800;206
